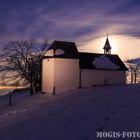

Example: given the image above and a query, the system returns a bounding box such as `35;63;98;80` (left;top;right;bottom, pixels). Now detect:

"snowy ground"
0;84;140;140
0;88;13;96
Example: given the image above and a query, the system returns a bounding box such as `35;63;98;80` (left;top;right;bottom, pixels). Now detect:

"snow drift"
93;55;120;70
0;85;140;140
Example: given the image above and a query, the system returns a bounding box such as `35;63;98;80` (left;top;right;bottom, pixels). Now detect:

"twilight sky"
0;0;140;59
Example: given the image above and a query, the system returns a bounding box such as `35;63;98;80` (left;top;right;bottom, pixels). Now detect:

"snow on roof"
92;55;120;70
44;49;54;56
55;49;65;55
44;49;65;57
43;41;79;59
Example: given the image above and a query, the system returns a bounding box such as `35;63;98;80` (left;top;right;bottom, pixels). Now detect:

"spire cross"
107;32;108;39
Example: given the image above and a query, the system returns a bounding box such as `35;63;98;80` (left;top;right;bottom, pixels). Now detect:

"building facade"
42;39;128;94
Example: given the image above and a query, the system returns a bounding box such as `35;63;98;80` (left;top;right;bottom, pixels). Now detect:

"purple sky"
0;0;140;47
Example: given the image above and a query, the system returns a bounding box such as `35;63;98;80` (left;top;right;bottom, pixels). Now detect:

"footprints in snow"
96;94;116;131
96;114;113;132
104;116;110;121
96;124;106;132
80;136;89;140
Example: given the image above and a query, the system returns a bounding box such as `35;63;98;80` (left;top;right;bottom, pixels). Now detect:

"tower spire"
103;34;112;54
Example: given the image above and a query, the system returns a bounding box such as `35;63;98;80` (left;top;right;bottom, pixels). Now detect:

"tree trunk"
30;81;36;96
131;71;133;84
134;72;137;84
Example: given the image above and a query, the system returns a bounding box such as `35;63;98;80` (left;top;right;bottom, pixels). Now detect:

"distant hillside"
127;57;140;64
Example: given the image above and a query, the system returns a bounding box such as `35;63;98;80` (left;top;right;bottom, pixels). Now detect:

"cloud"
0;0;140;46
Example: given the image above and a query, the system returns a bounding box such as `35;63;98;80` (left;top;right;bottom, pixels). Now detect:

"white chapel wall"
81;70;126;87
42;58;126;93
42;58;54;93
54;58;79;93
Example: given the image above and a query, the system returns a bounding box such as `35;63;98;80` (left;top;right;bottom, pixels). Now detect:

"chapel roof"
44;40;79;59
79;52;128;71
43;40;128;71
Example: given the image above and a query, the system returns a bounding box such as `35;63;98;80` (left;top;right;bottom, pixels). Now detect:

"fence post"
53;86;55;95
79;70;82;88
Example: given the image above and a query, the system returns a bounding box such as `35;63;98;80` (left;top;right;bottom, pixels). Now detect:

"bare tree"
126;60;140;84
0;39;48;95
1;73;6;86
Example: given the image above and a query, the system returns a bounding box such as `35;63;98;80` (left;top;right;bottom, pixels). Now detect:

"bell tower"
103;34;112;54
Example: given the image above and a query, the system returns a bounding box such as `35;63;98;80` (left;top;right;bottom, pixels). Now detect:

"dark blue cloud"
0;0;140;45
